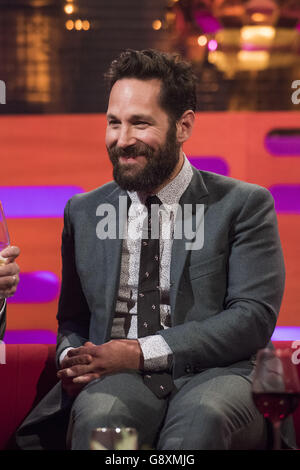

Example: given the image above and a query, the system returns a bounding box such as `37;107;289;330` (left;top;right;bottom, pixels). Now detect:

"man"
0;246;20;339
15;49;295;450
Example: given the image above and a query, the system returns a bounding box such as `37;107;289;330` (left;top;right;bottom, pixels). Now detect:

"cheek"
104;127;109;146
137;129;166;149
105;128;116;148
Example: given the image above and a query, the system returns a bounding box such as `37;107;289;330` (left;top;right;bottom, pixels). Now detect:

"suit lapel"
169;168;209;314
100;187;129;338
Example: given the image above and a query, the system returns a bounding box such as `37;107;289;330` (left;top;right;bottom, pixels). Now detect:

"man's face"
105;78;181;193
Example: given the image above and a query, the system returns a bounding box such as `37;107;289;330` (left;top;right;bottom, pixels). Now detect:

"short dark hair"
105;49;197;122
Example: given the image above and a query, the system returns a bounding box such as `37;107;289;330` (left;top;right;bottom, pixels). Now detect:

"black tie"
137;195;175;399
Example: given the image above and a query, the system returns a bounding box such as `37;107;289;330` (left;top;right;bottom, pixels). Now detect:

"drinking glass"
90;427;138;450
252;348;300;450
0;201;10;264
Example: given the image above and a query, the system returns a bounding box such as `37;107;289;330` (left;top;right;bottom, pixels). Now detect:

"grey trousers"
67;367;268;450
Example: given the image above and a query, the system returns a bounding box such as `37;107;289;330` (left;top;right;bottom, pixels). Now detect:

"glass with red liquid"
252;348;300;450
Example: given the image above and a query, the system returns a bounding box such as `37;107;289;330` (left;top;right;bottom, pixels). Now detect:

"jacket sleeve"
158;186;285;379
56;198;91;367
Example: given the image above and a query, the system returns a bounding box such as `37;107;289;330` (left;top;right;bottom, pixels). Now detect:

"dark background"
0;0;299;114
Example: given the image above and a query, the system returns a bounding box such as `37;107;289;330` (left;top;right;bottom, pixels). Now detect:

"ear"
176;110;195;144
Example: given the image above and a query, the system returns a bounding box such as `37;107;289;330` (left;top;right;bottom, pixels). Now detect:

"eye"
108;120;120;127
135;121;148;128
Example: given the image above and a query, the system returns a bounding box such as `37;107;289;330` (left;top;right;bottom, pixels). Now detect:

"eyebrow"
106;113;155;124
106;113;118;121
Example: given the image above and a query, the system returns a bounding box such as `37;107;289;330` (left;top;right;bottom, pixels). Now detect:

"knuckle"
9;246;19;256
84;354;92;363
77;356;86;364
10;286;17;295
4;265;13;276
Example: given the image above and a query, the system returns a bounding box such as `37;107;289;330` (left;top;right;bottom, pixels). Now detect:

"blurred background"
0;0;299;343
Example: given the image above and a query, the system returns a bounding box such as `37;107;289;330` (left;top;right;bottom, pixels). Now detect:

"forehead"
107;78;165;115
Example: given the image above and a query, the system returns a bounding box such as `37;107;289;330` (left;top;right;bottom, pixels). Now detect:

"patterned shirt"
110;155;193;371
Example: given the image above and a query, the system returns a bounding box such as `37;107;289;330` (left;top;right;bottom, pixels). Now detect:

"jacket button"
185;364;192;373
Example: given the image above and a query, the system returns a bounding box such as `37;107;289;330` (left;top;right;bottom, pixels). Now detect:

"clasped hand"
57;339;144;397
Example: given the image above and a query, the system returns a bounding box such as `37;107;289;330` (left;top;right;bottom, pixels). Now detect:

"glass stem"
272;421;281;450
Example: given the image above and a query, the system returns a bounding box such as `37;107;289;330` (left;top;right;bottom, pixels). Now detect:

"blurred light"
75;19;82;30
241;26;275;41
82;20;90;31
65;19;74;30
251;13;267;23
197;35;207;47
238;50;270;69
194;13;222;34
152;20;162;30
208;39;218;51
166;12;176;23
64;4;74;14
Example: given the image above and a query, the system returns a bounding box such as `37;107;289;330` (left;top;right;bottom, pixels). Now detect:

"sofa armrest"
0;344;58;450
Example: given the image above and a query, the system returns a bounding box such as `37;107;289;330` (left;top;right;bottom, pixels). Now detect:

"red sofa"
0;342;299;450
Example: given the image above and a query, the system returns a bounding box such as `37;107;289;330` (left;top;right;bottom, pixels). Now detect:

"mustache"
108;143;154;159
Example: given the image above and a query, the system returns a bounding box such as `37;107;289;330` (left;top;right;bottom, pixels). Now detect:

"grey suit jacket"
16;166;296;449
57;166;284;378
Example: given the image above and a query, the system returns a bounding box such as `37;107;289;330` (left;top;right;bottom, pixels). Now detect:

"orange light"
75;19;83;30
152;20;162;31
82;20;90;31
65;20;74;30
251;13;267;23
64;4;74;14
197;35;207;47
166;12;176;22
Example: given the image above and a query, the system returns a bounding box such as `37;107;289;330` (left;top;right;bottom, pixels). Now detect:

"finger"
73;373;99;384
61;354;93;368
0;263;20;277
0;278;18;298
58;364;92;378
57;368;78;378
57;369;69;379
0;275;19;291
67;347;87;357
68;345;96;357
57;368;78;379
57;370;73;381
0;246;20;261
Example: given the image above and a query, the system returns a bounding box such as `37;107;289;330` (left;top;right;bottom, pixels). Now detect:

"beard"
106;123;180;193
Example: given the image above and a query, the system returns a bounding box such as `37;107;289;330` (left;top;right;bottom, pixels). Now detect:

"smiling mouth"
119;155;147;162
120;155;146;160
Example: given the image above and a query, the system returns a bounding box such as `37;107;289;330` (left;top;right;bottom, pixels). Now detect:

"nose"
117;125;136;149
